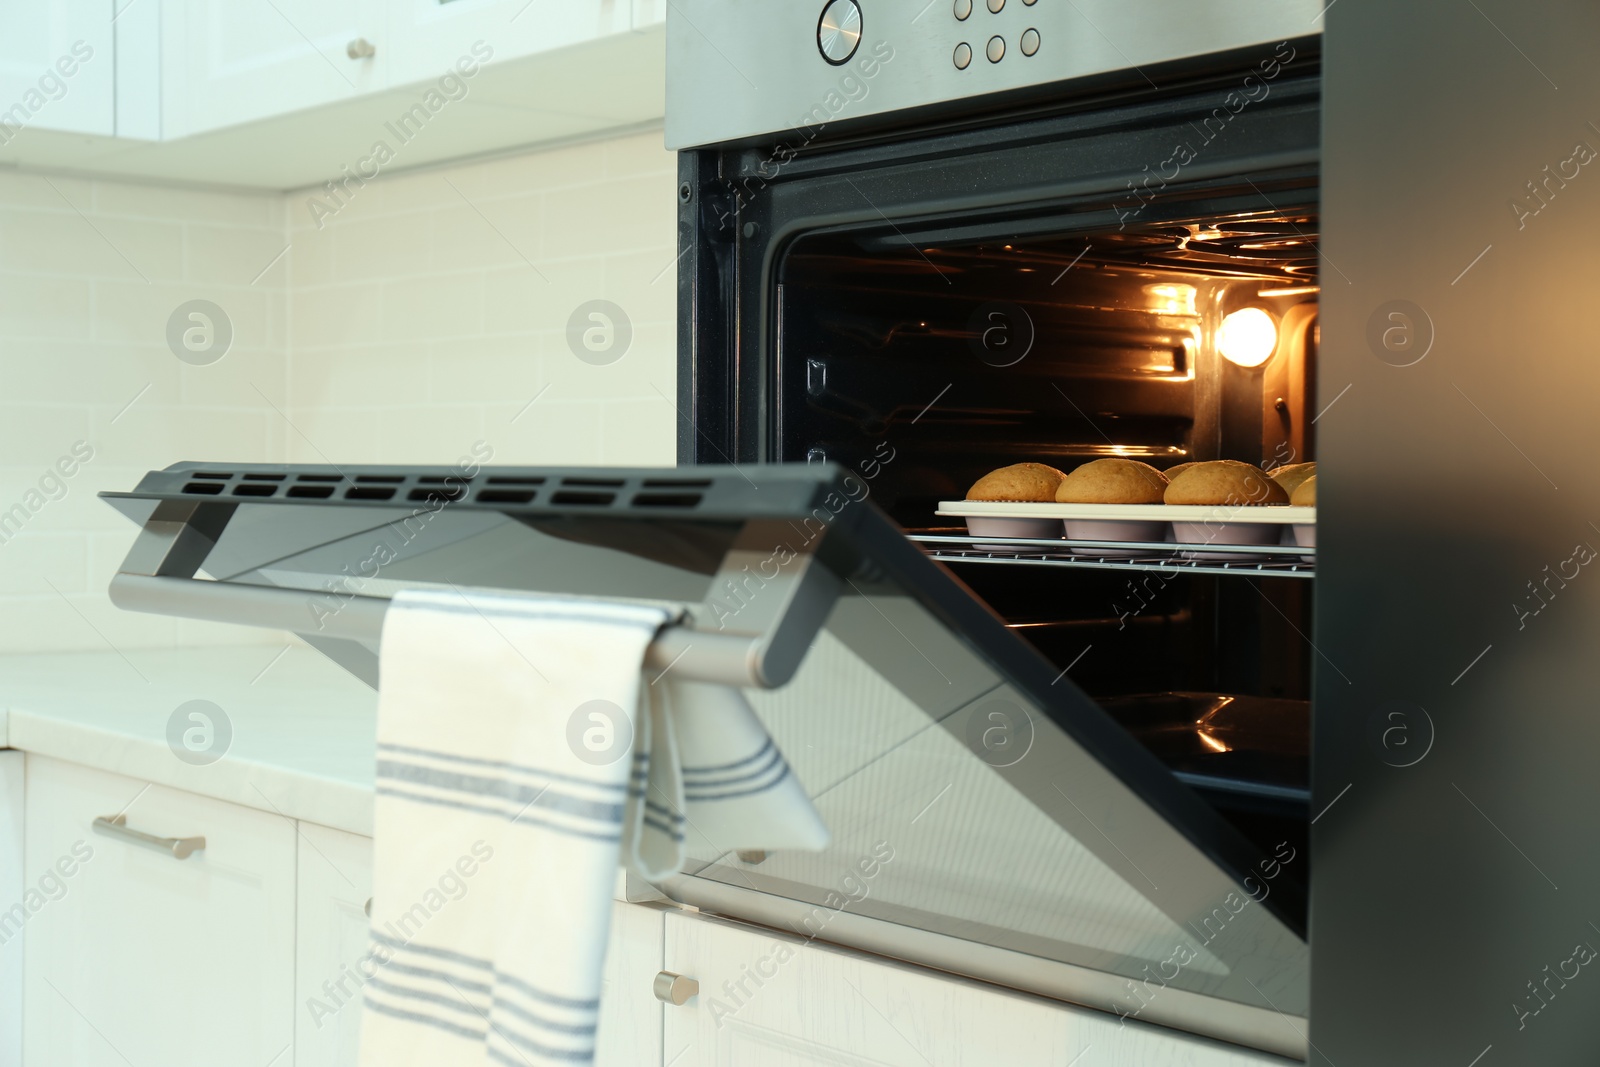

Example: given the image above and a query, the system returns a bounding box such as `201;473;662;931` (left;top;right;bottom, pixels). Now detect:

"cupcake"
966;462;1067;502
1055;458;1169;504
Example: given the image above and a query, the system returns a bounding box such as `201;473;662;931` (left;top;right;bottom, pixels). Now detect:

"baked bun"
1164;460;1289;506
1055;458;1168;504
967;462;1067;502
1268;462;1316;497
1165;461;1200;482
1290;474;1316;506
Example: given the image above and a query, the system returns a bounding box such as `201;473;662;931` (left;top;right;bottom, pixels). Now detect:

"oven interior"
777;208;1320;865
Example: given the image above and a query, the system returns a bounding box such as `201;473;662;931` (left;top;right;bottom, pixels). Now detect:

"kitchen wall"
0;125;679;654
0;172;289;653
283;127;678;470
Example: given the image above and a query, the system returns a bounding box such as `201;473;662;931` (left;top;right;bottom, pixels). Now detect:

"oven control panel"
666;0;1322;149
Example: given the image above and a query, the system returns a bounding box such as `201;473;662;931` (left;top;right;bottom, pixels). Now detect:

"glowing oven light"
1142;283;1196;315
1217;307;1278;368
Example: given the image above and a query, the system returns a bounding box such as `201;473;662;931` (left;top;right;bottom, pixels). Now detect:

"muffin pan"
937;501;1316;558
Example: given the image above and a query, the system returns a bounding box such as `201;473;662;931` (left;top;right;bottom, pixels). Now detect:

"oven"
667;2;1322;1056
665;1;1600;1063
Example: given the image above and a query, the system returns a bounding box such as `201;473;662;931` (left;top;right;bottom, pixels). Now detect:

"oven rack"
908;533;1314;579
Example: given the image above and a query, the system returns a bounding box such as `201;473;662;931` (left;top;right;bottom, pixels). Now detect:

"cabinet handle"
652;971;699;1005
364;897;373;918
346;37;376;59
92;813;205;860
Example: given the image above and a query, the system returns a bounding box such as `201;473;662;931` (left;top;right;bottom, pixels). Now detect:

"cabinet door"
22;756;295;1067
663;911;1280;1067
384;0;629;88
163;0;386;137
0;751;20;1067
0;4;113;136
598;901;666;1067
295;823;374;1067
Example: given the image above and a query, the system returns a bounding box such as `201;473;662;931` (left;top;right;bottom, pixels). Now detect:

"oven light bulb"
1217;307;1277;368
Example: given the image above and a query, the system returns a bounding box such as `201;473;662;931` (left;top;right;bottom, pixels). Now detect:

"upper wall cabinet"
384;0;630;88
0;5;114;137
0;0;663;189
163;0;389;138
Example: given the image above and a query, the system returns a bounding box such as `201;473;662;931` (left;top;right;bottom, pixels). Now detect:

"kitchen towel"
358;587;828;1067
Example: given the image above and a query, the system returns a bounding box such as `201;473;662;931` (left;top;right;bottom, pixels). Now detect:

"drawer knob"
346;37;376;60
652;971;699;1005
92;813;205;860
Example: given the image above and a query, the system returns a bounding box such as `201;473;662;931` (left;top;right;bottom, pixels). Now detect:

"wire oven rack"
908;533;1314;579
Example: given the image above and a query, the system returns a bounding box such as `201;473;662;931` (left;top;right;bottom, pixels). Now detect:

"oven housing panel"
1316;0;1600;1063
665;0;1325;149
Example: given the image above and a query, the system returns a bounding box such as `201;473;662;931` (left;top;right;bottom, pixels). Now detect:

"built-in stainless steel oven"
663;2;1600;1063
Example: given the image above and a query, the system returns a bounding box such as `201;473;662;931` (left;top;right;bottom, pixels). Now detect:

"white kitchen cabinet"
161;0;388;138
663;910;1286;1067
598;900;667;1067
0;4;114;137
0;751;21;1067
296;823;375;1067
21;756;296;1067
384;0;630;89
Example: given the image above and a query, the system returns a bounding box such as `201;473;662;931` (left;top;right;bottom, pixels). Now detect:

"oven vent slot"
231;484;277;497
476;488;538;504
641;478;713;488
550;490;615;506
242;473;285;482
560;478;625;488
182;482;225;495
408;486;466;503
296;474;342;483
486;476;546;486
286;485;335;499
191;472;232;480
344;486;396;501
632;492;703;508
355;475;404;484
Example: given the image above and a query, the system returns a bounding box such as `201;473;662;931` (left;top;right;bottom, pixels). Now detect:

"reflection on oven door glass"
681;585;1307;1014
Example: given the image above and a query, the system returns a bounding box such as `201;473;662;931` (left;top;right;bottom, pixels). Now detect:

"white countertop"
0;645;379;836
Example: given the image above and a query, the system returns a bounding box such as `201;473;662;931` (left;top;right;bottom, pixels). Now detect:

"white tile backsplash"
0;125;680;653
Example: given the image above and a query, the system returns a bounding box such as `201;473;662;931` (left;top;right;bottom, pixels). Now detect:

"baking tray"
936;501;1317;560
937;502;1317;523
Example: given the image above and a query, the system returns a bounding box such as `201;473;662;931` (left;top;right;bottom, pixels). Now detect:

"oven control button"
1021;28;1040;55
986;35;1005;62
954;0;972;19
817;0;862;65
1023;0;1036;5
954;41;973;69
987;0;1004;10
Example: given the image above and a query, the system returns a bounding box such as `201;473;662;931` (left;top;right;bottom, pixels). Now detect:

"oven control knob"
817;0;862;65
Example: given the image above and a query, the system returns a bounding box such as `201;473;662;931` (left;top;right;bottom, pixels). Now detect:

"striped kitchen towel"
358;588;827;1066
626;678;830;879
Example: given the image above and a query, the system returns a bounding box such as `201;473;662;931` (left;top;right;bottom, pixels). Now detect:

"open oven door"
102;462;1307;1059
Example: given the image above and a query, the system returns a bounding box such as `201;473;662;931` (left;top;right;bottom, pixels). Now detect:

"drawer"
22;755;295;1067
663;909;1289;1067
